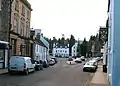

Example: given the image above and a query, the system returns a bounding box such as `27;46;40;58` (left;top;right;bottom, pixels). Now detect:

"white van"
8;56;35;75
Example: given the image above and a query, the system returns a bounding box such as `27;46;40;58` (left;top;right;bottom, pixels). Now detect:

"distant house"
53;43;69;57
71;43;78;57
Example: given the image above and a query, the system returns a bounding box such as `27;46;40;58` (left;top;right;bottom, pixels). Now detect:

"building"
10;0;32;57
71;43;78;57
53;43;69;57
107;0;120;86
0;0;11;68
30;29;49;62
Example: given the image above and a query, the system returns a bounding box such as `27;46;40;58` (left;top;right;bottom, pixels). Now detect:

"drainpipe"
8;0;13;65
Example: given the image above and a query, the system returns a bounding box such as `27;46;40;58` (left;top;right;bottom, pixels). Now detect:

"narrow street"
0;58;93;86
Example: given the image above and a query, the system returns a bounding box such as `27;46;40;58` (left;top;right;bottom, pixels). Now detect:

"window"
65;51;67;53
15;0;19;11
36;45;38;52
21;5;25;16
13;15;19;33
26;22;29;37
0;0;1;10
20;22;25;36
0;50;4;61
27;10;30;19
56;50;57;53
60;50;62;52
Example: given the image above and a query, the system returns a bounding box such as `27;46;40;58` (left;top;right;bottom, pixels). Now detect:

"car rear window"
68;58;73;61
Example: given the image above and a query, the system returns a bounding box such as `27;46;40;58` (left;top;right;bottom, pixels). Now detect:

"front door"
0;50;4;68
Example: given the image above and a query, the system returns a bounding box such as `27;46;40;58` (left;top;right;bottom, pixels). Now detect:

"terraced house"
10;0;32;56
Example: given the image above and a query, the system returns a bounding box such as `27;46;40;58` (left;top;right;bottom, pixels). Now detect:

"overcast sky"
28;0;108;40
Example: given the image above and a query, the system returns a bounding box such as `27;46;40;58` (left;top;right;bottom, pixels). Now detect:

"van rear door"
10;56;25;71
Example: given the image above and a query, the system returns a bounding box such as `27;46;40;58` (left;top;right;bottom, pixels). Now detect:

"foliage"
69;35;76;56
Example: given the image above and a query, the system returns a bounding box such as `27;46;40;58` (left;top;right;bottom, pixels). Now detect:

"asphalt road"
0;58;93;86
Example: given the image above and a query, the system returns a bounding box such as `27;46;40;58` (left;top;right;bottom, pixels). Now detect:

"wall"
53;47;69;57
72;43;78;56
108;0;120;86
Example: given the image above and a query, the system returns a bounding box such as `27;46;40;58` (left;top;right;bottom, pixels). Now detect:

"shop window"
0;50;4;61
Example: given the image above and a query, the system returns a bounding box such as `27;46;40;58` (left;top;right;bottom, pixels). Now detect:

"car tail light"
24;63;26;68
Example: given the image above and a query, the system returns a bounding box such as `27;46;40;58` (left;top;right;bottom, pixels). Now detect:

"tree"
61;36;65;45
69;35;75;56
80;38;88;57
52;37;57;43
77;40;81;56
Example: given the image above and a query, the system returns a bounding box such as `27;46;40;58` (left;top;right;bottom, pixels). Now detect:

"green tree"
77;40;81;56
80;38;88;57
69;35;75;56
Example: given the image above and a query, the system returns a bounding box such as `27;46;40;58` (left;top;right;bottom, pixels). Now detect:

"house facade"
107;0;120;86
0;0;11;68
10;0;32;57
30;29;49;62
53;43;69;57
71;43;78;57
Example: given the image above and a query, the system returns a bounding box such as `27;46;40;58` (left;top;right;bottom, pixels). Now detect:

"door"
0;50;4;68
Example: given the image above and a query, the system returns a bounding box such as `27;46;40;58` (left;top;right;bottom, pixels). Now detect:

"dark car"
42;60;49;68
34;60;43;71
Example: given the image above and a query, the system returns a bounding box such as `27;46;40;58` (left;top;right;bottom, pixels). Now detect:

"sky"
28;0;108;41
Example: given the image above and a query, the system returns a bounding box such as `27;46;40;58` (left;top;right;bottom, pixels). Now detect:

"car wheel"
40;66;43;70
83;68;86;72
25;69;29;75
37;67;40;71
8;70;13;75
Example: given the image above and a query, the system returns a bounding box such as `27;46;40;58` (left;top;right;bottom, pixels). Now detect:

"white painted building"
32;29;49;62
35;44;47;61
53;43;69;57
72;43;78;57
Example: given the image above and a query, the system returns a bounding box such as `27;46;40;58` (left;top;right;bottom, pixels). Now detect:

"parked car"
49;59;55;66
81;56;85;61
51;57;58;63
33;60;43;71
83;61;97;72
74;58;82;63
67;58;76;65
8;56;35;75
42;60;49;68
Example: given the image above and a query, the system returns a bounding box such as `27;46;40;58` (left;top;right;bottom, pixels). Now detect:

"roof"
20;0;33;11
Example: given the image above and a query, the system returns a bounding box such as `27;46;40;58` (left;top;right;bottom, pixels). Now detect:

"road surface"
0;58;93;86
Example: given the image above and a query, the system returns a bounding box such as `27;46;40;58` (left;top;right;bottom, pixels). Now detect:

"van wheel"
8;71;13;75
25;69;29;75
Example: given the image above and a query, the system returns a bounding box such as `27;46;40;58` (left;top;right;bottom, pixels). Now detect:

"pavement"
0;68;8;75
89;62;109;86
0;58;93;86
